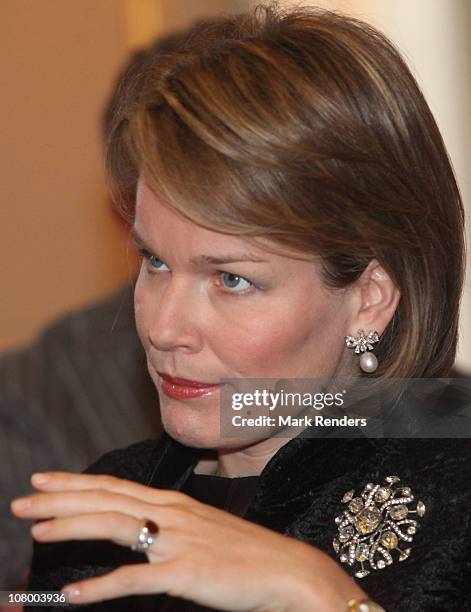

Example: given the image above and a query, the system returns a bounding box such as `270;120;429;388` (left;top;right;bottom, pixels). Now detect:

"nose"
147;275;204;354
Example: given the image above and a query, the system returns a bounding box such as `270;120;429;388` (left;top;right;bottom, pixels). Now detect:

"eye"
219;272;253;293
139;248;170;272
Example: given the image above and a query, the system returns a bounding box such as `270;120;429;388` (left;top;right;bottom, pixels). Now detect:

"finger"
11;489;160;521
30;512;169;559
62;562;184;604
30;472;183;506
31;511;141;546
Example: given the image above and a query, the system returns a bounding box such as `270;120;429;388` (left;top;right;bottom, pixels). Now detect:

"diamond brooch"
333;476;426;578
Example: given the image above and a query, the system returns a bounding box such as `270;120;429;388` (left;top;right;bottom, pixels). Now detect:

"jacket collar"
145;429;377;533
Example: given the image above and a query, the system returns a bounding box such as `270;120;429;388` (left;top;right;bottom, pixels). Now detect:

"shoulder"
268;436;471;611
364;438;471;538
334;439;471;611
362;439;471;609
368;437;471;481
38;283;137;348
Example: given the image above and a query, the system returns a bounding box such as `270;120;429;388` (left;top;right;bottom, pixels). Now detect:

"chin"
162;417;275;458
160;400;222;449
163;425;220;449
159;403;262;451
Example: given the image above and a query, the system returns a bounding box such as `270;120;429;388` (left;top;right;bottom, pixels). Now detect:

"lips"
159;373;220;388
158;372;221;400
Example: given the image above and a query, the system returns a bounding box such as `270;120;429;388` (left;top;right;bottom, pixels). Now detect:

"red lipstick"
158;372;221;400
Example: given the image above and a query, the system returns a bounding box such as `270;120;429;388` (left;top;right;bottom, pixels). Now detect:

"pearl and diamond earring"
345;329;380;373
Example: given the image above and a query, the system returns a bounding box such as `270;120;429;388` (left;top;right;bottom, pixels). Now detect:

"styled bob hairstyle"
105;4;465;379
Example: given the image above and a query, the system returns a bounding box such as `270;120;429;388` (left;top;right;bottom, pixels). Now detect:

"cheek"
211;292;341;376
208;302;312;374
247;321;307;367
134;272;150;349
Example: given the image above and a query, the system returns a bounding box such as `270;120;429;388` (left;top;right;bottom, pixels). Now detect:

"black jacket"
27;423;471;612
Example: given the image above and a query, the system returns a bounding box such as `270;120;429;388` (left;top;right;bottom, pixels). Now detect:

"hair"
104;3;465;378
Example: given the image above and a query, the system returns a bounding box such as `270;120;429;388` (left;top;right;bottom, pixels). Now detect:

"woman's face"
134;176;354;448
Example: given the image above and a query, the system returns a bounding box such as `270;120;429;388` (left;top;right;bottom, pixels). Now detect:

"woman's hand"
11;472;366;611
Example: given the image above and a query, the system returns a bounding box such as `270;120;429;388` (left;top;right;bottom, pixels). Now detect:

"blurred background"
1;0;470;369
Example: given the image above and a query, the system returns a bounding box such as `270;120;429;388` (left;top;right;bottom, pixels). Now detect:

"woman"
11;5;470;611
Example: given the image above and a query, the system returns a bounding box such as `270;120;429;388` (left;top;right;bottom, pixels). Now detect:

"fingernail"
63;587;81;601
32;473;50;484
11;497;32;511
32;521;50;536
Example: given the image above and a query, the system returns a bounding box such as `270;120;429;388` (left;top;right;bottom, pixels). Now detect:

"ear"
347;259;401;336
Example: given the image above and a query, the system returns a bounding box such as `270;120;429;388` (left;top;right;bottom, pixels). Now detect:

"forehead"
135;176;255;253
134;176;313;263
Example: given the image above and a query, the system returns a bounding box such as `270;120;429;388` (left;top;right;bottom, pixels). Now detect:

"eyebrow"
131;227;267;265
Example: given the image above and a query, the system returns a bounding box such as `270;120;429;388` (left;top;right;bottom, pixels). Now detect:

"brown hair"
105;3;465;378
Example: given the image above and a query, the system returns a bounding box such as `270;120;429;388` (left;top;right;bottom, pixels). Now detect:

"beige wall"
1;0;130;349
1;0;248;351
125;0;249;48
